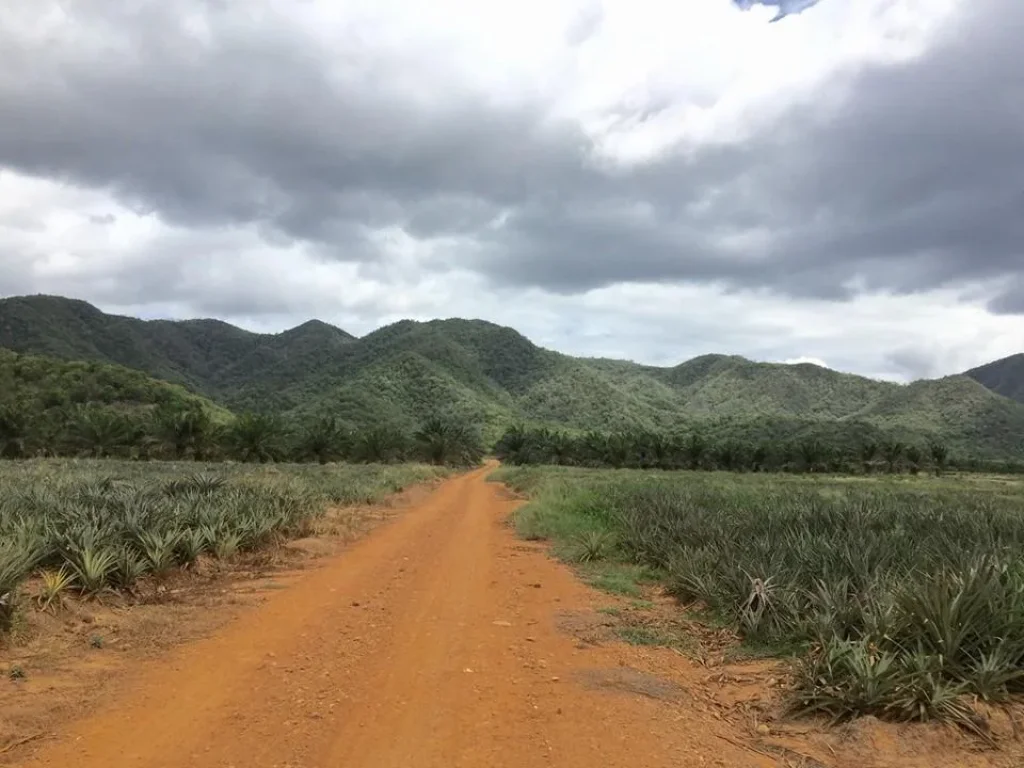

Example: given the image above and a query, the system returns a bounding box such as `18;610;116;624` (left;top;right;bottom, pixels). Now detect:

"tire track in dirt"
6;468;797;767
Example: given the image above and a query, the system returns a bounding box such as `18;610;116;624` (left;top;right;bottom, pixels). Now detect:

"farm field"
0;463;1019;767
0;458;449;762
0;459;449;632
495;466;1024;735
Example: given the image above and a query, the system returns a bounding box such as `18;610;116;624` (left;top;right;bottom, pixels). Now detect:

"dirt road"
11;466;755;768
10;467;1007;768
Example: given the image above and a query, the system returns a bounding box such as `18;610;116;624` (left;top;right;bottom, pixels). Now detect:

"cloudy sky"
0;0;1021;381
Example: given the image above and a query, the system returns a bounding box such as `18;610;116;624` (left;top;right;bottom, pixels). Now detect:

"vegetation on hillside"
0;347;222;415
0;348;230;459
497;466;1024;730
3;295;1023;460
0;294;355;395
0;353;484;467
966;353;1024;404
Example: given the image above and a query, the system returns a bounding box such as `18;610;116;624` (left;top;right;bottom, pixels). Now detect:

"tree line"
0;403;484;467
494;425;1024;475
3;401;1021;475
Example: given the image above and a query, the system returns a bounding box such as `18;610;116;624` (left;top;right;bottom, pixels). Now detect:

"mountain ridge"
965;354;1024;404
2;293;964;383
2;294;1022;458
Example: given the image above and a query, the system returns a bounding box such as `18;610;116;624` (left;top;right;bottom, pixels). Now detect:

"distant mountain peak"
280;319;354;340
5;293;105;315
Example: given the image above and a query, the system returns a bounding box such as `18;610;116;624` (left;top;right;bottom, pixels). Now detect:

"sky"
0;0;1022;382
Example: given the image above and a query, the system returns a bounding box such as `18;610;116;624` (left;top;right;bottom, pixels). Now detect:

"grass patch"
615;617;695;652
499;464;1024;730
724;638;805;663
510;480;613;545
616;626;674;646
582;564;646;598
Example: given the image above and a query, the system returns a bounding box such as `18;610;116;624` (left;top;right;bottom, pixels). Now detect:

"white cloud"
784;356;831;368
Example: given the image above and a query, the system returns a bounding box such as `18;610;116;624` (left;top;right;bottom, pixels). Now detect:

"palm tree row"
494;425;970;475
0;404;484;467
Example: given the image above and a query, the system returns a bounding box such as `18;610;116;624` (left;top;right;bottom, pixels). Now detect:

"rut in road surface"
12;467;1009;768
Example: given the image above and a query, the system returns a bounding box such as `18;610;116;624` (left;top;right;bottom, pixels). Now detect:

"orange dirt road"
8;469;831;767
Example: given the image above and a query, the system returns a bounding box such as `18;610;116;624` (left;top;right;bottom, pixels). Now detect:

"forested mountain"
2;294;1023;458
0;347;230;458
0;294;356;396
965;354;1024;404
0;347;224;415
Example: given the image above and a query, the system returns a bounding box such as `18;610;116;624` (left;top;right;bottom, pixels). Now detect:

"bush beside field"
496;466;1024;729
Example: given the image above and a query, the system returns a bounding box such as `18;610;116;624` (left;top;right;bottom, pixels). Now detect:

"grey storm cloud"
564;2;605;45
988;279;1024;315
732;1;825;22
0;0;1022;314
884;347;948;381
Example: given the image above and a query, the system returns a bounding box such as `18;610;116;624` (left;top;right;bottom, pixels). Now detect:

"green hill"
965;354;1024;404
2;294;1023;458
0;347;230;456
0;295;355;397
0;347;224;414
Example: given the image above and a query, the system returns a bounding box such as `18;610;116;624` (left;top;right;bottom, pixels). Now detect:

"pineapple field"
0;460;447;634
496;466;1024;731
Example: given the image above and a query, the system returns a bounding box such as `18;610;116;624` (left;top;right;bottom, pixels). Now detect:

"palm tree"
414;417;457;465
581;431;607;467
904;444;923;475
799;439;823;473
0;405;29;458
532;427;555;464
929;441;949;476
715;441;742;472
415;417;484;467
859;441;878;474
881;439;904;474
28;409;65;457
226;413;283;462
685;433;707;470
299;416;344;464
495;425;529;464
778;442;797;471
154;403;213;460
549;432;575;466
651;432;675;469
67;406;134;458
824;445;845;473
354;425;407;463
604;432;631;468
751;444;769;472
